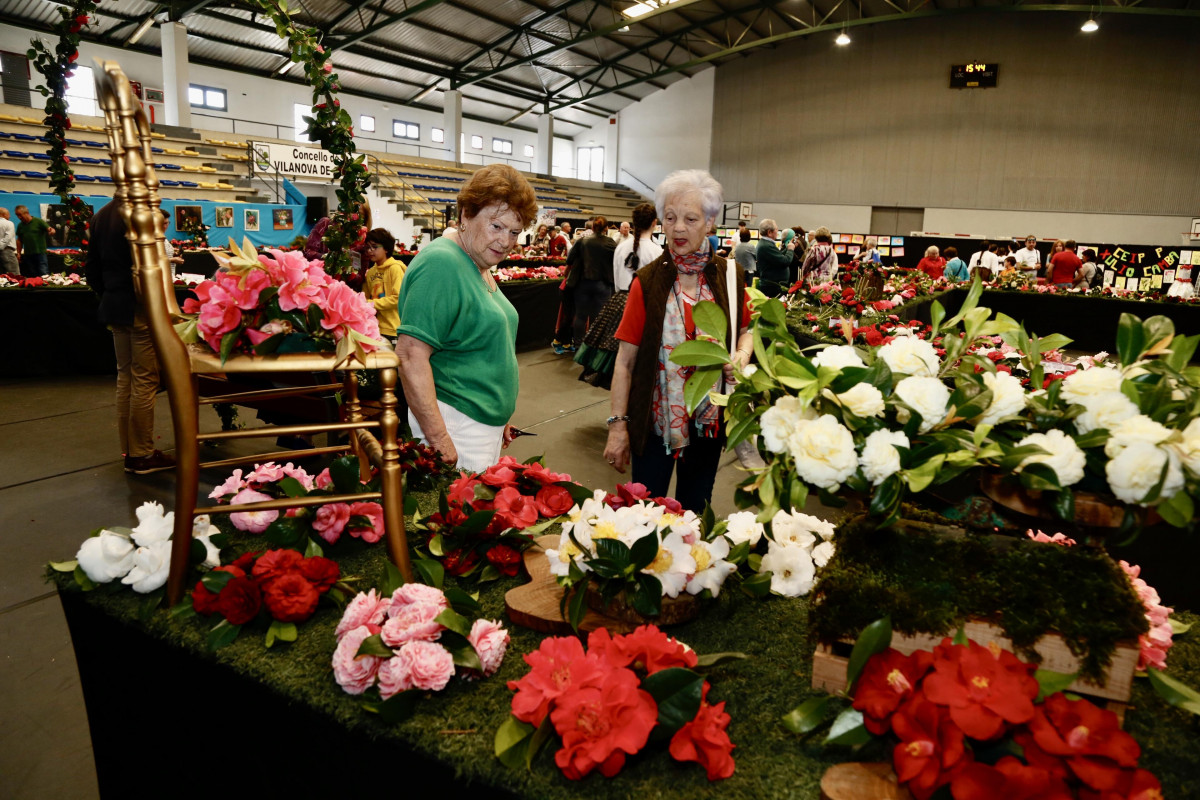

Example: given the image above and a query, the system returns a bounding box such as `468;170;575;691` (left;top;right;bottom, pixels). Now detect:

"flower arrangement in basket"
496;625;741;782
176;239;384;366
994;266;1033;290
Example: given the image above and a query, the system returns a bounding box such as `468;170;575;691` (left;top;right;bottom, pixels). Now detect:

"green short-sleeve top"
396;236;519;427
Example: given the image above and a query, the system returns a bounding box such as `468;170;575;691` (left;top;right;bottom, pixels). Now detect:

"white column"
160;21;191;127
443;90;462;165
604;115;619;184
536;113;553;176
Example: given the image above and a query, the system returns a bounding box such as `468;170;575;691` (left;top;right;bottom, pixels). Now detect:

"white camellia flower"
686;537;737;597
1106;441;1185;505
770;509;816;550
812;344;865;370
1017;429;1087;487
1104;414;1174;459
834;383;886;419
723;511;764;548
545;528;590;578
130;501;174;547
977;370;1027;426
877;336;940;377
893;376;951;433
642;530;697;598
1073;391;1139;435
76;530;136;584
759;542;816;597
192;515;222;569
772;509;837;544
1172;418;1200;476
1060;366;1124;405
760;395;816;453
121;540;172;593
859;429;910;486
786;415;858;489
811;540;837;568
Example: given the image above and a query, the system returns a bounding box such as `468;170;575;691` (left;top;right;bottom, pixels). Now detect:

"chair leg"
343;371;372;482
166;374;202;607
378;367;413;583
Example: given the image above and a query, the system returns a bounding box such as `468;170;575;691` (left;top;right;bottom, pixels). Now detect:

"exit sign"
950;63;998;88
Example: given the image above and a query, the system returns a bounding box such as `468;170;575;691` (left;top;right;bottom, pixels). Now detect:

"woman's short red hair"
457;164;539;229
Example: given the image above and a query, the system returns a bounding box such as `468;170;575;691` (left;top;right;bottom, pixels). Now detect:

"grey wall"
712;15;1200;220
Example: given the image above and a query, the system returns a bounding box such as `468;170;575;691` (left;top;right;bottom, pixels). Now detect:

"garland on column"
27;0;98;266
252;0;372;277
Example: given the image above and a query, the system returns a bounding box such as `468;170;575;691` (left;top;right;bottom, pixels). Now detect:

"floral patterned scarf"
653;242;722;453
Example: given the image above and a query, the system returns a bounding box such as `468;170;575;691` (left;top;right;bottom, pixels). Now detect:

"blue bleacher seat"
12;133;37;141
0;132;11;139
157;163;181;170
75;174;96;182
160;179;180;187
31;153;50;160
96;175;113;183
22;170;49;178
178;180;198;187
100;158;112;165
65;138;84;146
4;150;29;158
77;156;102;164
0;168;19;177
82;140;105;148
151;147;164;153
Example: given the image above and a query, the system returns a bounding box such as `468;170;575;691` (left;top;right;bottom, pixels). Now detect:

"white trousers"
409;400;505;474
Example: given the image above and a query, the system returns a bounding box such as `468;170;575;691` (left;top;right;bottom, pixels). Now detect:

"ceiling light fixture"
622;0;676;19
835;30;851;45
127;17;155;45
1081;18;1099;32
276;59;295;75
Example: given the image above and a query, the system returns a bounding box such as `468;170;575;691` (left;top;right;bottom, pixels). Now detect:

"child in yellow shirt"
362;228;405;342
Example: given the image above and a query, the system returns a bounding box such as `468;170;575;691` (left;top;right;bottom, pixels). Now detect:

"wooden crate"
812;619;1140;703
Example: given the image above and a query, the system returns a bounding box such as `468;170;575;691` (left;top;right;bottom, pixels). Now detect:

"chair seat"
187;344;400;374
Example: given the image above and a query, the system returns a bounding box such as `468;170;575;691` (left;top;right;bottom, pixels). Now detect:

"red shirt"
916;256;946;280
1050;250;1082;284
616;276;754;346
548;233;568;259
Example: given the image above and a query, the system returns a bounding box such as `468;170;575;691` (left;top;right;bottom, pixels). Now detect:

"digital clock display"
950;63;998;88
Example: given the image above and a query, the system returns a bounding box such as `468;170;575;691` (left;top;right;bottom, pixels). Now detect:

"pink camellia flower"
481;463;518;488
335;589;392;641
346;501;384;542
390;583;449;612
247;462;285;484
468;618;510;678
313;502;352;544
228;488;278;533
376;654;410;699
1120;560;1174;671
331;625;381;694
316;281;376;341
493;486;539;530
196;287;242;351
390;640;455;692
315;468;333;489
209;468;246;500
322;62;333;74
216;268;272;311
1026;529;1077;546
382;600;445;647
263;249;329;311
447;474;482;506
281;462;315;490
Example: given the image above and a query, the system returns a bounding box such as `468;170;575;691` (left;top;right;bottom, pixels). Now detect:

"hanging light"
835;30;851;45
1081;18;1099;32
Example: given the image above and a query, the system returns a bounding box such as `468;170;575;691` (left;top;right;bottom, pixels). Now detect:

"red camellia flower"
298;556;340;593
550;666;658;780
447;474;481;507
590;625;698;674
921;639;1038;740
862;327;884;346
951;757;1075;800
1026;693;1141;792
442;547;479;576
891;695;970;799
605;481;651;509
669;697;736;781
493;486;539;529
534;484;573;517
262;572;320;622
231;551;261;573
481;464;518;488
485;544;521;577
508;636;607;726
215;575;262;625
852;648;934;734
191;565;245;616
251;548;303;587
1077;768;1163;800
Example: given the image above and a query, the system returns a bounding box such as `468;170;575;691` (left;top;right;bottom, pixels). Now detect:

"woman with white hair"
916;245;946;279
602;169;754;512
800;227;838;286
852;236;881;266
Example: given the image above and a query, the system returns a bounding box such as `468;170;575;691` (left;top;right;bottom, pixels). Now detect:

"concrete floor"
0;348;752;799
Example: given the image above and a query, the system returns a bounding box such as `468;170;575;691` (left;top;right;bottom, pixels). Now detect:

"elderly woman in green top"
396;164;539;472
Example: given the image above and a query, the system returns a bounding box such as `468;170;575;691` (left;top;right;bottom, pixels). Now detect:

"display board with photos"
830;233;905;263
717;226;759;251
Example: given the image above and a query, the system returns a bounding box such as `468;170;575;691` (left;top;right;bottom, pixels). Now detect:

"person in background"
708;225;722;256
800;226;838;288
575;218;593;242
363;227;405;344
0;208;19;275
159;209;185;279
788;225;807;285
603;169;753;512
916;245;946;279
613;221;632;246
998;255;1019;279
733;229;757;276
1014;235;1041;282
1044;239;1066;279
853;236;881;266
549;223;577;355
525;223;550;256
568;216;618;347
943;246;969;281
85;199;174;475
14;204;55;277
1075;248;1100;290
968;240;998;280
1049;239;1082;288
549;222;571;258
395;164;539;472
756;218;796;297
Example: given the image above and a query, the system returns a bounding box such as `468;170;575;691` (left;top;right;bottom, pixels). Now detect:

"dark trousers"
20;252;48;277
554;284;575;343
632;420;725;513
573;279;613;345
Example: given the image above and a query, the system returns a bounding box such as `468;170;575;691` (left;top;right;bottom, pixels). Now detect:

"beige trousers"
111;322;160;458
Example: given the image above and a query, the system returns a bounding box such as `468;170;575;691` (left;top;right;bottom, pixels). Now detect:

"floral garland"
26;0;97;268
250;0;371;277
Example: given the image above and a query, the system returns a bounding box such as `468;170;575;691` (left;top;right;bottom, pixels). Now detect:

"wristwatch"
606;415;630;426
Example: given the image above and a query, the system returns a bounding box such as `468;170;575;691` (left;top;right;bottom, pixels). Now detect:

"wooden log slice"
820;763;912;800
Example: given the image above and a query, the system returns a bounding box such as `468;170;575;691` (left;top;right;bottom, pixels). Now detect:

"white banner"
250;141;367;180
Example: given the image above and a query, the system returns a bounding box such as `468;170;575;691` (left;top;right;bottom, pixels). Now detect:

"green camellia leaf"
567;585;588;632
439;630;484;672
1169;618;1192;636
630;531;660;572
1020;462;1063;493
725;540;750;566
329;456;361;494
356;633;393;657
1146;668;1200;716
207;619;242;651
683;366;724;415
369;689;420;724
845;616;893;694
1116;313;1145;367
201;569;235;594
642;668;705;734
381;560;405;594
1035;669;1078;701
495;715;535;769
1155;486;1194;529
50;560;77;573
782;696;831;735
526;713;555;770
478;565;501;583
434;608;473;637
443;587;482;617
692;299;729;345
632;575;663;617
740;571;773;597
903;454;945;494
670;339;731;368
695;651;749;669
1051;489;1075;523
824;708;871;746
414;558;445;589
265;620;298;648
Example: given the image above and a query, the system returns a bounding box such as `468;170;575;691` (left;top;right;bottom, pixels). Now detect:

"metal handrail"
245;144;287;204
618;167;655;198
371;160;443;230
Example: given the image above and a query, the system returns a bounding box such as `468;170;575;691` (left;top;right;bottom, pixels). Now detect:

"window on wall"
188;83;227;111
431;127;444;143
393;120;419;140
359;115;375;133
65;65;98;117
293;103;313;143
577;146;604;182
470;135;483;149
492;138;513;155
523;144;534;158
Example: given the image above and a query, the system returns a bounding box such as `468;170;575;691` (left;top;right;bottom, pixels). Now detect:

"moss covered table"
52;530;1200;799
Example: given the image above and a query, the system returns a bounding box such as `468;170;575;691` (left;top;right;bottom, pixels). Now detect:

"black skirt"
575;290;628;389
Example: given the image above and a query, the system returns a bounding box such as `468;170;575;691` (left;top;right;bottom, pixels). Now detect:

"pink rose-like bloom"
209;468;246;500
346;501;384;543
376;654;411;699
247;462;285;484
315;468;333;489
1120;560;1174;671
390;640;455;692
282;463;315;490
391;583;449;611
382;600;446;647
216;268;272;311
264;249;328;311
468;618;510;678
1025;529;1077;546
313;503;352;544
228;488;279;533
335;589;392;641
196;284;243;351
322;63;333;74
316;281;380;350
331;625;381;694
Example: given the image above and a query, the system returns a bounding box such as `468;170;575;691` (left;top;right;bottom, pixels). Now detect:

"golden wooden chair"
95;60;412;605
